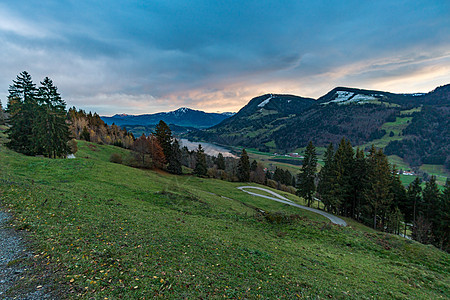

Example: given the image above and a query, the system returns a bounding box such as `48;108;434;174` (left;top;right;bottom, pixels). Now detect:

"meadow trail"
237;186;347;226
0;210;50;299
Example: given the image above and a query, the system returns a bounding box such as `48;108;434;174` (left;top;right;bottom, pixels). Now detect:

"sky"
0;1;449;116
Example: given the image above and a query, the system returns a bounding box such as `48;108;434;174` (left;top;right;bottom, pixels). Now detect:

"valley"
2;2;449;299
185;85;450;185
0;128;448;298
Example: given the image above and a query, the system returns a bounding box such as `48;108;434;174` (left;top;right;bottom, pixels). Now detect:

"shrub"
261;211;302;224
67;139;78;154
110;153;123;164
266;179;278;189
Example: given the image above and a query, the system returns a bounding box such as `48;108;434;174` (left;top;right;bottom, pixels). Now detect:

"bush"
67;139;78;154
266;179;278;189
260;211;302;224
110;153;123;164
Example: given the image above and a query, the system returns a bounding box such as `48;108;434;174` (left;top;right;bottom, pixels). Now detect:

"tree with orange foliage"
149;134;165;169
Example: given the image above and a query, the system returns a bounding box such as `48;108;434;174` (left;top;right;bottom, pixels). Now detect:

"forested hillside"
385;88;450;168
187;85;450;171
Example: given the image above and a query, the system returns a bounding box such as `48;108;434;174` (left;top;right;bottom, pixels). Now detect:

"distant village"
273;152;304;159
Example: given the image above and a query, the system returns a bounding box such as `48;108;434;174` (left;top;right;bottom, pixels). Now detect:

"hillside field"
0;130;449;298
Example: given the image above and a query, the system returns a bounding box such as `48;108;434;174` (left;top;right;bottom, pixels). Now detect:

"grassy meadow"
0;128;449;298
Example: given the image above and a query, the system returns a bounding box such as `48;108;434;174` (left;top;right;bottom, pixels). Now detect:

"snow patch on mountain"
221;112;236;117
331;91;354;103
323;91;378;105
258;95;273;108
176;107;190;113
349;94;377;103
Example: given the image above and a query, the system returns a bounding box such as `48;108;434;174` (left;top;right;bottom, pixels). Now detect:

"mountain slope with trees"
1;126;449;298
187;94;315;149
187;84;450;171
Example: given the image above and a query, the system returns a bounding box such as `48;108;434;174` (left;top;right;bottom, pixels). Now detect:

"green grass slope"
0;137;449;298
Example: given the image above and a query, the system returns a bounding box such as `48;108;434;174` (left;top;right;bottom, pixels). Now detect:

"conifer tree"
167;139;183;174
80;126;90;141
193;144;207;176
352;147;368;220
335;138;355;216
155;120;173;163
297;141;317;207
251;160;258;172
389;165;407;234
0;100;5;125
216;153;226;170
365;147;392;229
6;71;39;155
273;167;283;183
318;143;335;212
436;179;450;251
284;169;293;187
237;149;250;182
35;77;70;158
422;176;440;221
407;177;422;224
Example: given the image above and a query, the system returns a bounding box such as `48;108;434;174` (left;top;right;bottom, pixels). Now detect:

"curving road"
237;186;347;226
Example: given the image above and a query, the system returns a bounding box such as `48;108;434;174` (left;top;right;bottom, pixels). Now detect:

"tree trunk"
373;207;377;230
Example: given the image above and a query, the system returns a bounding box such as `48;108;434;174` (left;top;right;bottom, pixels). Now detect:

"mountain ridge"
186;84;450;169
101;107;235;129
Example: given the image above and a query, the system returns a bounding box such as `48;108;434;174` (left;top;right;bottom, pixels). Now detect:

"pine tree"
80;126;90;141
6;71;39;155
193;144;207;176
35;77;70;158
389;165;407;234
0;100;5;125
335;138;355;217
167;139;182;174
352;147;368;220
237;149;250;182
216;153;226;170
251;160;258;172
318;143;335;212
365;147;392;230
297;141;317;207
407;177;422;225
420;175;442;245
155;120;172;163
422;176;440;221
283;170;293;187
436;179;450;251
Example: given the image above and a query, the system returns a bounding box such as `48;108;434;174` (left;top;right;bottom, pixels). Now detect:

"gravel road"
0;210;51;299
237;186;347;226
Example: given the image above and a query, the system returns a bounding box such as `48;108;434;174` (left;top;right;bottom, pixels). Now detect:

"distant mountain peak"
173;107;192;113
101;107;232;129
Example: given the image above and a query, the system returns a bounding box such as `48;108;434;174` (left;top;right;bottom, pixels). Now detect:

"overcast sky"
1;1;449;115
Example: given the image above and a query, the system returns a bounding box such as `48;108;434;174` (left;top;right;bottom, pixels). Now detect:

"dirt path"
0;210;51;299
237;186;347;226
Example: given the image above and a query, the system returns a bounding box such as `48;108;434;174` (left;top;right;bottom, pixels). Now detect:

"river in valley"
179;139;237;158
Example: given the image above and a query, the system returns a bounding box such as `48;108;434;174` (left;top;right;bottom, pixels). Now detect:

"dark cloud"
0;0;449;115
